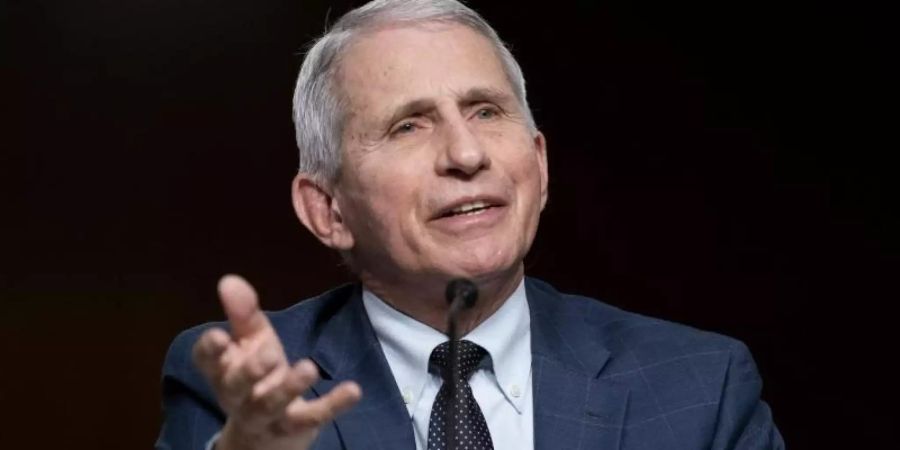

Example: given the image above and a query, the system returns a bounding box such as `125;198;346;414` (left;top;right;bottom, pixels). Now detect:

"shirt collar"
362;288;446;414
362;279;531;414
463;278;531;413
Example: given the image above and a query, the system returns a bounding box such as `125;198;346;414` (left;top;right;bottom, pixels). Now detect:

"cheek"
508;145;545;229
351;161;424;238
499;138;544;189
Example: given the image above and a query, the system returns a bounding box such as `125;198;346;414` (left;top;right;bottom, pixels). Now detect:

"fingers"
196;275;363;444
252;359;319;401
193;275;289;415
220;352;273;401
193;327;231;382
218;274;272;338
241;360;320;421
196;332;363;440
280;381;362;432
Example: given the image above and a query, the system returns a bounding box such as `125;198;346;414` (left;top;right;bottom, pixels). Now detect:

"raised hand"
192;275;362;450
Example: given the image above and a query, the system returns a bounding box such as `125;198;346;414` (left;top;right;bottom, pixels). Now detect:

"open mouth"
441;200;493;218
435;199;502;219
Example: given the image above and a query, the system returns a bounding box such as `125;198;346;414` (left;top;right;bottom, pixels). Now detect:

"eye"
475;106;499;120
392;122;417;135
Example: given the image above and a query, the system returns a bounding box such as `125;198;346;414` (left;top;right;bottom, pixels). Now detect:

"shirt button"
401;388;413;404
510;384;522;398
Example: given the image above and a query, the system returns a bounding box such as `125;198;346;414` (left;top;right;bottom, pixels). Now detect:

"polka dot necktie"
427;340;494;450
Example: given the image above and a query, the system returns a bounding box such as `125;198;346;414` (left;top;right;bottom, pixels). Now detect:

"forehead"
336;22;512;120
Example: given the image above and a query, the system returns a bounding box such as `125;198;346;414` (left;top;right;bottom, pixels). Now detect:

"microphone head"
445;278;478;309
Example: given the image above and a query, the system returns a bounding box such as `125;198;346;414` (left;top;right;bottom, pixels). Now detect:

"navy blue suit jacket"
156;278;784;449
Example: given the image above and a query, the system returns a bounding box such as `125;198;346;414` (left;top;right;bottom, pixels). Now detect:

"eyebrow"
383;98;436;130
456;86;516;108
380;86;517;129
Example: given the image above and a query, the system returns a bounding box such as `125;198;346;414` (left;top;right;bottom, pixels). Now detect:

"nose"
435;114;491;178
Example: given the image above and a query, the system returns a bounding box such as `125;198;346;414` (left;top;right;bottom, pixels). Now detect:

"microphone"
446;278;478;314
444;278;478;450
445;277;478;341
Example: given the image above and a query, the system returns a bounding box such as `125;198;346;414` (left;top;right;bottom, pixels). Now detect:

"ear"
291;173;355;251
533;131;549;210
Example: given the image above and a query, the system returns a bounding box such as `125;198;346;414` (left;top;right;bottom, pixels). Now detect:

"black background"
2;0;896;448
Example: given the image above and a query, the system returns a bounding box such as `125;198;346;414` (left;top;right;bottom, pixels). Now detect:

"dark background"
2;0;896;448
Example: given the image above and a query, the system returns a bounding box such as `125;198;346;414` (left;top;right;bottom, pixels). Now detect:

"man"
156;1;784;449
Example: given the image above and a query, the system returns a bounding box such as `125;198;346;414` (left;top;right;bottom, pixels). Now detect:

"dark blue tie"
427;340;494;450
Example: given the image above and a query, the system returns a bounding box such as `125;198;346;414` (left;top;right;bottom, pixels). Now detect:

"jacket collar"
308;285;416;450
526;278;629;450
526;278;612;376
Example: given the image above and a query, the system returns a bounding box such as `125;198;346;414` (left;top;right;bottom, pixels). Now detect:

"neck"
360;265;524;336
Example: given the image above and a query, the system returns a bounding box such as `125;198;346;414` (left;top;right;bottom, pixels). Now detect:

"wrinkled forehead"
334;21;514;126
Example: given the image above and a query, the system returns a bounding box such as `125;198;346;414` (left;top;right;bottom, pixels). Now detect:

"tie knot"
429;339;489;382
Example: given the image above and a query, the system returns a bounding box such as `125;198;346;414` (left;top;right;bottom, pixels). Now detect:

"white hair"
291;0;536;184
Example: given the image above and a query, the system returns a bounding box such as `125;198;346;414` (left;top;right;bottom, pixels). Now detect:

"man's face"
331;22;548;286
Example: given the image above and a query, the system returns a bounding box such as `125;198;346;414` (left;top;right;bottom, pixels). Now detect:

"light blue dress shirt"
362;279;534;450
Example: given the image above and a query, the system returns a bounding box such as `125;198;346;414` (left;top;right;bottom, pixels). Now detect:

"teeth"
449;200;490;215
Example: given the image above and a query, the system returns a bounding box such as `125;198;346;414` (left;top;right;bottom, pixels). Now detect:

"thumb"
218;274;271;338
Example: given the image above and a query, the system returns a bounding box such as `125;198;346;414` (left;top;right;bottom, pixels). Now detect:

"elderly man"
156;1;784;449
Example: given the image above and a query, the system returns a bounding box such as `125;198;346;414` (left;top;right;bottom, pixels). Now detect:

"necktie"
427;340;494;450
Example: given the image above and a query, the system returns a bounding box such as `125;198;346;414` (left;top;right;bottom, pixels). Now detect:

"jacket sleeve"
710;340;785;450
155;326;226;450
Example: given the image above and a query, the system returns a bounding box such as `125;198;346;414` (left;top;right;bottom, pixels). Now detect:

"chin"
442;244;522;280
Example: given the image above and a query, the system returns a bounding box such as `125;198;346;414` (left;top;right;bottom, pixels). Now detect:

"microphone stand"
445;279;477;450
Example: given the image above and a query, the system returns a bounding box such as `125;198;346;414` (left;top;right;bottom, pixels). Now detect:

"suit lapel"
527;279;630;450
307;286;415;450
